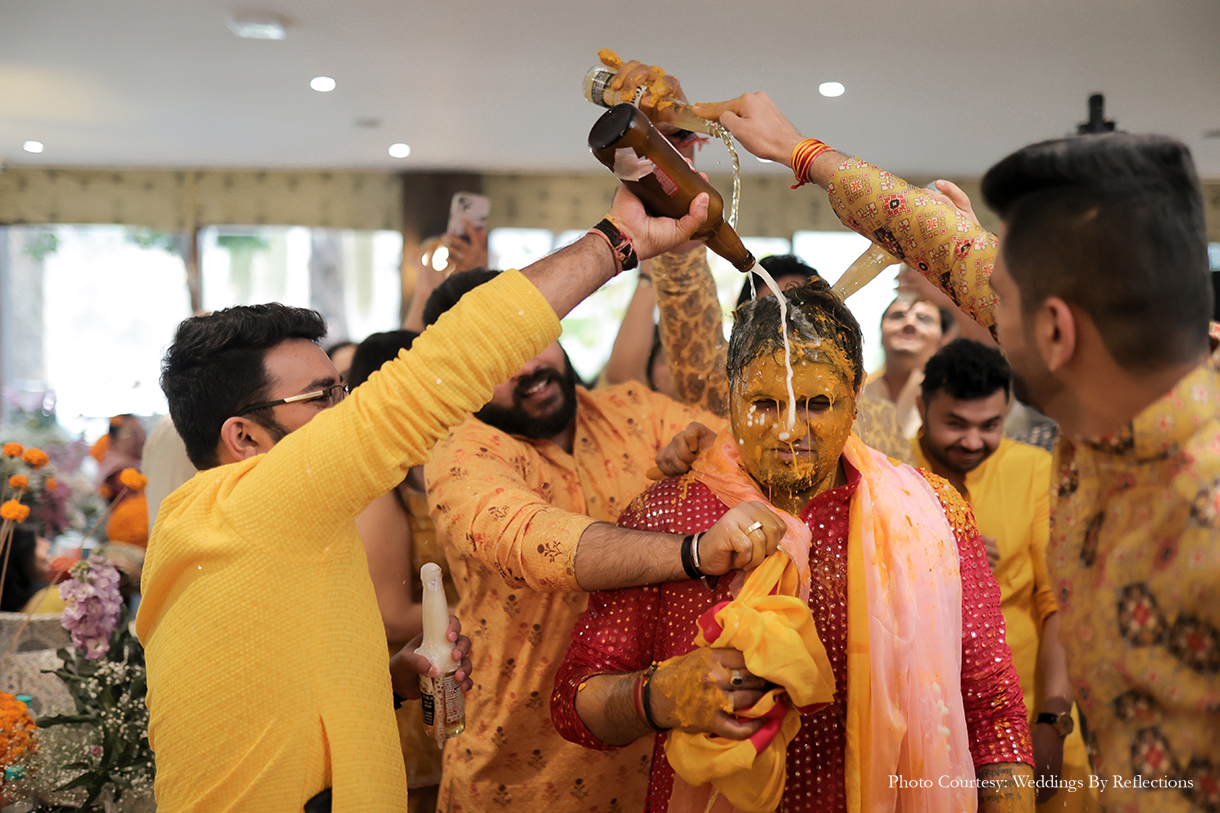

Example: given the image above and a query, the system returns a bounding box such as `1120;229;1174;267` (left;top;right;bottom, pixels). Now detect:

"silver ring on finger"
729;669;745;689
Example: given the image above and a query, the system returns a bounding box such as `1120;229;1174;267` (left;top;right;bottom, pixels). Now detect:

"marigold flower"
44;477;58;491
99;484;113;500
0;691;38;767
0;500;30;522
21;448;49;469
118;468;148;492
2;443;22;458
7;475;28;491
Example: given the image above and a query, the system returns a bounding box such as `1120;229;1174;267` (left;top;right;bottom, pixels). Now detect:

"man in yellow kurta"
135;187;714;812
701;92;1220;812
912;338;1095;812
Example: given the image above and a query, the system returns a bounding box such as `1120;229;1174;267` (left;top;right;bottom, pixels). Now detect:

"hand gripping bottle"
414;563;465;745
589;103;755;272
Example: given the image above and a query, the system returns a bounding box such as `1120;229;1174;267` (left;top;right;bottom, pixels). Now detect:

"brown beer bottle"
588;103;755;272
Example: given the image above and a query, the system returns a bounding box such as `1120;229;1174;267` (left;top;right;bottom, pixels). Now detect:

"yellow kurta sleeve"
1028;452;1058;624
216;269;561;545
824;157;1001;339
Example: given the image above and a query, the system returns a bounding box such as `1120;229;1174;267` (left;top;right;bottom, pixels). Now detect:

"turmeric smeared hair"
728;276;864;392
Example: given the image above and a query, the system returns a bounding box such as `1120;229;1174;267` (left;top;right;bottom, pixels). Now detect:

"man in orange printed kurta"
424;269;782;813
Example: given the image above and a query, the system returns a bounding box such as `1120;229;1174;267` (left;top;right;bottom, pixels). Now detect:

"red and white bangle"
790;137;835;189
587;216;639;272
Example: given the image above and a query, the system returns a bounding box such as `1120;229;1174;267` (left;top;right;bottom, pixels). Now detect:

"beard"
476;359;579;440
922;437;995;477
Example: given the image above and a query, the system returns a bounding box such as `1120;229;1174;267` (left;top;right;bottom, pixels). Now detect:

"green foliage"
216;234;270;252
23;230;59;262
36;606;154;808
127;229;180;254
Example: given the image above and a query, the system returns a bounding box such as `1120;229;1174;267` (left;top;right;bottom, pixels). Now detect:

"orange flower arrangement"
1;444;22;458
7;476;28;492
0;692;37;769
118;468;148;492
20;449;48;469
0;501;29;523
106;495;150;547
44;477;57;492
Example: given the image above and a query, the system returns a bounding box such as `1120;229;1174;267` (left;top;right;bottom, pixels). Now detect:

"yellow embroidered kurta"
136;271;560;813
425;383;722;812
830;157;1220;811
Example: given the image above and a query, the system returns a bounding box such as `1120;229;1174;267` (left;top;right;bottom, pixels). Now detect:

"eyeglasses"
234;383;349;417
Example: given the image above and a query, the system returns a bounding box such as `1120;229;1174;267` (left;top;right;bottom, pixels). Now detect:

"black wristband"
589;217;639;272
392;691;407;710
641;665;671;732
680;534;702;580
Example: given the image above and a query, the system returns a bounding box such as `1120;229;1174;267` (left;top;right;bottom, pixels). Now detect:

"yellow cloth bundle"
664;539;835;812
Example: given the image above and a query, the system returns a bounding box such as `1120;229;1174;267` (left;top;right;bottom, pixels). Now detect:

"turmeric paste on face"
728;343;856;514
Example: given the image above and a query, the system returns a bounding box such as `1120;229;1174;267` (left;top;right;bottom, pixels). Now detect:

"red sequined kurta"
553;465;1033;812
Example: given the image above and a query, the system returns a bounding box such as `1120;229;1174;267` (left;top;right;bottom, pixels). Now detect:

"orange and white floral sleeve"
426;420;595;593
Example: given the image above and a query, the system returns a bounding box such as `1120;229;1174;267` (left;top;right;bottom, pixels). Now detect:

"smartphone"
447;192;489;239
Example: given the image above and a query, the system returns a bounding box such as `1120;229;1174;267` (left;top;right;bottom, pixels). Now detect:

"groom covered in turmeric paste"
553;277;1034;812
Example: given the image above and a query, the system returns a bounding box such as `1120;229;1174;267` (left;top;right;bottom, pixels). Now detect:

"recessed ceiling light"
310;76;336;93
818;82;845;98
23;141;44;154
227;16;287;40
388;143;411;158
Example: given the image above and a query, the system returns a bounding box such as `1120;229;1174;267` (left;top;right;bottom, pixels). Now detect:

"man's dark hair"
982;132;1211;371
160;303;327;470
882;294;955;334
921;338;1011;404
728;276;865;391
422;268;500;328
348;330;420;388
736;255;820;310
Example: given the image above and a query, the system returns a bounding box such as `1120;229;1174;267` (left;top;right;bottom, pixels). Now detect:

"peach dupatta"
665;430;976;813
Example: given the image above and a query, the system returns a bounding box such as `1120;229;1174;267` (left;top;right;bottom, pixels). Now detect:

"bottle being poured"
584;49;742;231
415;563;465;747
587;96;800;437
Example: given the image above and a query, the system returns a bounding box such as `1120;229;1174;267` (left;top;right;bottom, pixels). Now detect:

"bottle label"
652;165;678;196
420;674;465;729
420;678;436;726
613;148;656;182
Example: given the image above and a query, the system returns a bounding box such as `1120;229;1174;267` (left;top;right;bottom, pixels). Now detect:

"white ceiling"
2;0;1219;179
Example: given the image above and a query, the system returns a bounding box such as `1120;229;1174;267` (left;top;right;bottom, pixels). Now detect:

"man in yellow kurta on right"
912;337;1096;813
700;92;1220;812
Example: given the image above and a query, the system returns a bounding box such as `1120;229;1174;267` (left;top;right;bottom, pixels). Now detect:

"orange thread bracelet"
790;138;835;189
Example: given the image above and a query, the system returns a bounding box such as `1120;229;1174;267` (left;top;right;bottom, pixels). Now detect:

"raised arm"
697;93;1001;338
652;244;732;417
603;261;659;387
227;188;713;540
